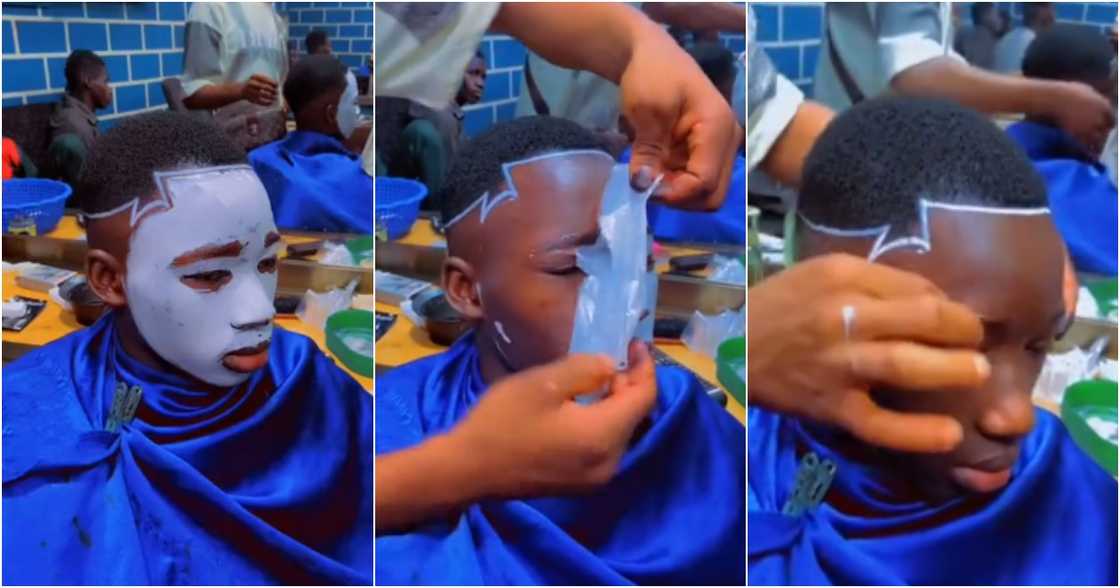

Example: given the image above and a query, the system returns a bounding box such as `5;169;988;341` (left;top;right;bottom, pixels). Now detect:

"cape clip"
782;451;837;517
106;383;143;433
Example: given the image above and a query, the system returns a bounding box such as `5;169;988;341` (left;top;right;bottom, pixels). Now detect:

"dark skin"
293;80;348;143
797;208;1069;502
456;55;487;107
443;152;616;385
73;64;113;111
84;186;281;393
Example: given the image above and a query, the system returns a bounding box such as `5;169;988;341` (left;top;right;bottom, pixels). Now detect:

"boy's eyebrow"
264;231;281;247
544;227;600;250
170;240;244;267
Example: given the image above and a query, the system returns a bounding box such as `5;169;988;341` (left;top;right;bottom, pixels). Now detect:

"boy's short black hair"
64;49;105;94
439;116;609;226
305;29;329;54
283;55;348;117
687;41;736;90
77;111;246;215
1022;24;1114;84
798;96;1046;230
972;2;995;25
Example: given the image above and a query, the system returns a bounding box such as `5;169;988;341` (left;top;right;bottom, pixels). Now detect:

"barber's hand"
240;74;279;106
449;340;656;498
748;254;990;453
1045;81;1115;156
621;34;742;211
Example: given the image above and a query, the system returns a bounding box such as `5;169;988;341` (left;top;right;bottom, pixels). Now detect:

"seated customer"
376;116;746;585
749;97;1117;585
249;55;372;234
3;112;372;585
1005;24;1117;275
49;49;112;186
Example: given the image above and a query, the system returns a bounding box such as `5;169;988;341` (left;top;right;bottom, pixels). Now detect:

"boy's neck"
473;328;514;386
68;90;95;112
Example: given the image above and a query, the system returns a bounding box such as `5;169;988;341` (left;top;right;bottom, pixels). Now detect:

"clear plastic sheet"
296;279;358;331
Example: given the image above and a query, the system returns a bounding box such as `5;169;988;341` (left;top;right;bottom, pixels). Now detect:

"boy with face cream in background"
3;113;372;585
376;116;745;585
249;55;372;234
748;97;1117;585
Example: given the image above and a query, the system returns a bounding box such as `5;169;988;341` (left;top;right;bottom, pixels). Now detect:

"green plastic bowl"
344;236;374;266
325;309;374;377
1084;277;1117;319
715;336;745;406
1061;379;1117;476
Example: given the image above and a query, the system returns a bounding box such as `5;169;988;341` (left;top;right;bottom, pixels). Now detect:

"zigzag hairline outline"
798;198;1052;262
82;164;257;227
441;150;617;230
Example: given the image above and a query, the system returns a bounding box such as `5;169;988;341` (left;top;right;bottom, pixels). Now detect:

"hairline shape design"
83;164;257;228
441;149;616;230
798;198;1051;262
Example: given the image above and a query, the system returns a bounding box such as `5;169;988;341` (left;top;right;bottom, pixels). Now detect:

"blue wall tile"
2;4;39;17
174;25;185;49
69;22;109;51
355;9;373;22
802;44;820;80
96;98;113;116
97;118;117;133
115;83;147;112
126;3;159;21
290;24;311;39
161;52;183;77
3;21;15;54
340;24;364;37
3;58;46;92
110;24;143;50
40;3;85;19
144;24;172;49
351;39;372;54
47;57;67;89
481;70;510;102
492;38;525;68
1087;3;1118;23
16;21;67;53
339;54;360;68
764;46;801;81
86;3;125;19
325;9;351;23
103;55;128;84
130;53;160;80
333;39;350;53
27;92;62;105
496;101;516;123
753;5;780;42
147;81;165;106
159;2;186;22
783;5;822;41
1055;3;1088;21
463;107;494;138
302;10;325;24
3;96;25;107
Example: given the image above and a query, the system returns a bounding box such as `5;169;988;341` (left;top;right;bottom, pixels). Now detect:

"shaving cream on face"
125;166;280;387
336;70;360;139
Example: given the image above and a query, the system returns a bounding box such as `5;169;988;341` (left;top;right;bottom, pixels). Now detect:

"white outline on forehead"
799;198;1051;262
441;149;615;229
84;164;257;227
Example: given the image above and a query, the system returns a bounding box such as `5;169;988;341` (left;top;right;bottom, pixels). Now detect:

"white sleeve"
875;2;964;83
747;75;803;172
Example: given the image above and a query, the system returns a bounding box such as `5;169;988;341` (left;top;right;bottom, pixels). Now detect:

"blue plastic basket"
376;177;427;240
2;179;71;235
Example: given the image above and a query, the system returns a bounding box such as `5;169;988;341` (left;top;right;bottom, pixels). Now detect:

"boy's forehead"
489;152;612;237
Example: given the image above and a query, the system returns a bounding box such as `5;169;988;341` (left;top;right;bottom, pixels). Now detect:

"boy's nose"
978;393;1036;441
228;277;276;329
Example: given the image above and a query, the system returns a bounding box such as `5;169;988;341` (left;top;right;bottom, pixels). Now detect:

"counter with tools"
375;217;747;424
2;215;374;390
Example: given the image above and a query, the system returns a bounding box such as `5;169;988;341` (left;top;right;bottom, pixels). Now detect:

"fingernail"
632;166;653;190
974;355;991;379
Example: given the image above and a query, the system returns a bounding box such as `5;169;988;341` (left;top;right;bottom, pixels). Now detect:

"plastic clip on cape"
568;165;660;402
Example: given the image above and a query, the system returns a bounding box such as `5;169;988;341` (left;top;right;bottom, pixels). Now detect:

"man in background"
48;49;112;188
955;2;1003;69
993;3;1056;74
306;29;332;56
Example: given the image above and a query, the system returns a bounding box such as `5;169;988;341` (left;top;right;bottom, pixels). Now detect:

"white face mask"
124;165;281;387
336;70;360;139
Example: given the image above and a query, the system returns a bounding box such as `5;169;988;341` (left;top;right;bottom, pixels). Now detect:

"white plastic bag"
682;306;745;359
296;279;358;331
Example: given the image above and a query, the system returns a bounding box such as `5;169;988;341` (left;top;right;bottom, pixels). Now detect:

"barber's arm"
377;343;656;534
641;2;747;35
490;2;741;210
180;15;278;110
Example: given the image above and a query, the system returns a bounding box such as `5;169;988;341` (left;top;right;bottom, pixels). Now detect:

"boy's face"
458;56;487;106
799;208;1068;500
88;65;112;110
117;165;281;387
444;152;614;381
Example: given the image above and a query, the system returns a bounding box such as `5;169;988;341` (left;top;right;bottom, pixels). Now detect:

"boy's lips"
222;340;271;373
951;453;1016;493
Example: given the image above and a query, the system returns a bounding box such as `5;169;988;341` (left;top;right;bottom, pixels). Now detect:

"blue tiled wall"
2;2;188;129
275;1;373;70
464;30;747;138
755;2;1118;99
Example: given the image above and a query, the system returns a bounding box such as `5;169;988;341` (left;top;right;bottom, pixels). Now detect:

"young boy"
3;112;372;585
1005;24;1117;275
749;97;1117;585
376;116;746;585
49;49;112;187
249;55;372;234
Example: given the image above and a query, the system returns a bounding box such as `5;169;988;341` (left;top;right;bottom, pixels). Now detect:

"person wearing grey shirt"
993;3;1056;74
48;50;112;188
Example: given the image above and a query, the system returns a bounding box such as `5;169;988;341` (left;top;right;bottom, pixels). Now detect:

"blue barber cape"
376;336;746;585
748;407;1118;585
2;314;373;585
249;130;374;234
1007;121;1117;275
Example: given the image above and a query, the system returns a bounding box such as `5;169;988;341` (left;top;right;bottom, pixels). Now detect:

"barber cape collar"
799;198;1051;261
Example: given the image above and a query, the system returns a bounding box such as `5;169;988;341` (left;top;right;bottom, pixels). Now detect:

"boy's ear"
86;249;127;308
442;256;484;320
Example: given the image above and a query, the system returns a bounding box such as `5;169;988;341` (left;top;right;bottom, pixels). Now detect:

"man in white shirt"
993;3;1056;74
